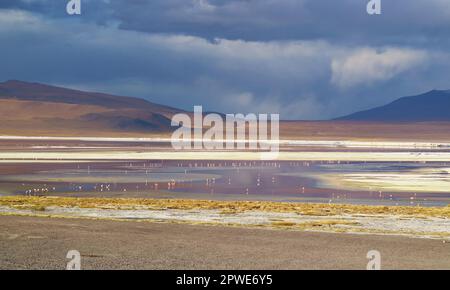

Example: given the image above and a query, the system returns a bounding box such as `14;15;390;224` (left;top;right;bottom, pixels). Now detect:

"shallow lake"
1;160;449;207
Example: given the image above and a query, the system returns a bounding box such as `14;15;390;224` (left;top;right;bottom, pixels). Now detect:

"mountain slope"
2;80;450;140
0;80;184;135
337;90;450;121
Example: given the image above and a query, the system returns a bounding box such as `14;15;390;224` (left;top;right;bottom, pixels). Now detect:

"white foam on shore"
1;150;450;162
1;135;450;149
1;206;448;240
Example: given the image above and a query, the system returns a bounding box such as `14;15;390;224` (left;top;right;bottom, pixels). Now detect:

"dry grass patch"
271;220;361;230
271;221;297;227
0;196;449;219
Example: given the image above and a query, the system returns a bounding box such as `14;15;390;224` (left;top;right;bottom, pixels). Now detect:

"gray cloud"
331;48;428;89
1;1;450;119
6;0;449;45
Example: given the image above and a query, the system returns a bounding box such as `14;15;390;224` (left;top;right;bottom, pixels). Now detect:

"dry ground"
0;215;449;270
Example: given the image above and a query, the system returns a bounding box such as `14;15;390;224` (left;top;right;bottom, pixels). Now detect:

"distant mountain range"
0;80;183;136
337;90;450;121
0;80;450;137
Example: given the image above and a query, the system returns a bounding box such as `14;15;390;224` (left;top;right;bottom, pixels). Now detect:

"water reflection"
1;160;449;207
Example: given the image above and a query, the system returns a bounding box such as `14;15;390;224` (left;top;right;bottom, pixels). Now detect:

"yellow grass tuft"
271;221;296;227
0;196;449;219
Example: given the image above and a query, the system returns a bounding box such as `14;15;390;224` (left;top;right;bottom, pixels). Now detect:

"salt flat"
1;206;449;240
2;150;450;162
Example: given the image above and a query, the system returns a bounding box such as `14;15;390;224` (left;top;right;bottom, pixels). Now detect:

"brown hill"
1;80;450;141
0;80;184;136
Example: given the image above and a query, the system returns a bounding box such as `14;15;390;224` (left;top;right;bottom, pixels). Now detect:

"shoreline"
1;196;449;240
2;151;450;162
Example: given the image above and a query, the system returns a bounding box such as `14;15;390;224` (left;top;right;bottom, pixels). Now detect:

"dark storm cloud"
1;1;450;119
6;1;450;46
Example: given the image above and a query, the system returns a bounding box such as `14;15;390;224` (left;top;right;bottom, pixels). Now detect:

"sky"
1;0;450;120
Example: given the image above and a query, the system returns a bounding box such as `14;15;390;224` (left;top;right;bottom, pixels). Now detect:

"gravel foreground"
0;216;449;270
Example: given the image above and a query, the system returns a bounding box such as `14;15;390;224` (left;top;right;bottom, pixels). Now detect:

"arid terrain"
0;216;449;270
1;81;450;270
1;80;450;141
